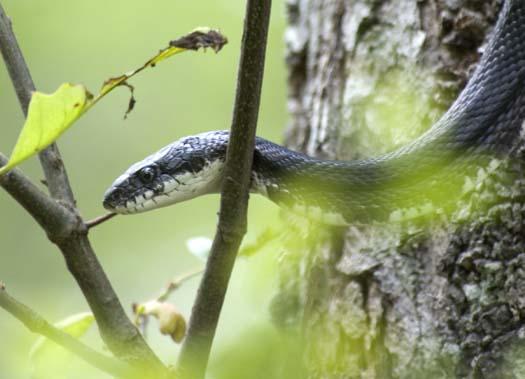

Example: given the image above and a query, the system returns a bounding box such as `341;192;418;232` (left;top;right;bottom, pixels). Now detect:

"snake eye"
138;167;156;183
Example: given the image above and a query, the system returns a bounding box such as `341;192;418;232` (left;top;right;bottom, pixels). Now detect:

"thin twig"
0;3;165;371
85;212;117;229
157;268;204;302
175;0;272;378
0;284;135;379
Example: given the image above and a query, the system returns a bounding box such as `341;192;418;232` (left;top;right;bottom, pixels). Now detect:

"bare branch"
85;212;117;229
176;0;272;377
0;3;165;371
0;283;135;379
0;153;76;233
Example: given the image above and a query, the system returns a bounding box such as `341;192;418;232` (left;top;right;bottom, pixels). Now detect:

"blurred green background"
0;1;289;378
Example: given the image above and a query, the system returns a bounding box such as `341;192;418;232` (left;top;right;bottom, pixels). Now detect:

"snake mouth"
104;180;179;215
104;171;214;214
110;190;158;215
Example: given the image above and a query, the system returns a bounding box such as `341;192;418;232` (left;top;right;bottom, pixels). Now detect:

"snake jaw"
104;158;225;214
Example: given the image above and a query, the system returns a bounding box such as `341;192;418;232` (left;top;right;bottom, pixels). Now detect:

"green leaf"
29;312;95;379
0;83;91;176
54;312;95;336
0;28;227;177
29;312;95;358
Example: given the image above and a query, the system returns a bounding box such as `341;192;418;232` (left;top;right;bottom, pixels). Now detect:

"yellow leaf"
135;300;187;344
0;83;92;176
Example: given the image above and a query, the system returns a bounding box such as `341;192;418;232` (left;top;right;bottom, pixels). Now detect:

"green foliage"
0;83;89;175
29;313;95;379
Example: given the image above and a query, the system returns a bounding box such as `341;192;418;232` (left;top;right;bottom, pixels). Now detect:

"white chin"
116;191;180;215
114;198;167;214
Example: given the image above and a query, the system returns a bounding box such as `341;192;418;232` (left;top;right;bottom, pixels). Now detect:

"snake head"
103;131;229;214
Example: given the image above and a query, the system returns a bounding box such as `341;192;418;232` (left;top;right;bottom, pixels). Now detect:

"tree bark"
274;1;525;378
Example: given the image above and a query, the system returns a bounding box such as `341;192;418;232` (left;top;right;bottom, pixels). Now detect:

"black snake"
103;0;525;224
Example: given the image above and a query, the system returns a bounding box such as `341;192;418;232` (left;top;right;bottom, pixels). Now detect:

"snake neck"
250;139;444;224
251;136;502;225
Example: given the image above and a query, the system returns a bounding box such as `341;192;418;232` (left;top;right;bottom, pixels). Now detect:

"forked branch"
0;2;164;372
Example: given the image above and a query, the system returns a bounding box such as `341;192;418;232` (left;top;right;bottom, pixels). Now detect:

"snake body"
104;0;525;224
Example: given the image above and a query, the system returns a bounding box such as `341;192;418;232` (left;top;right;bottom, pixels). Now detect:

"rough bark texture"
273;0;525;378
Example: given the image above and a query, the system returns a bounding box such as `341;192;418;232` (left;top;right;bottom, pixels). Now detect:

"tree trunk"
273;1;525;378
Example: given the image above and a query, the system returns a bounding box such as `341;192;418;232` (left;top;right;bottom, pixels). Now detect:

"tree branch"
0;283;135;379
0;3;74;203
176;0;272;377
0;3;165;372
0;153;76;234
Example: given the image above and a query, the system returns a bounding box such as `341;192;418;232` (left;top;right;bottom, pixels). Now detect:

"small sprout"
134;301;186;343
